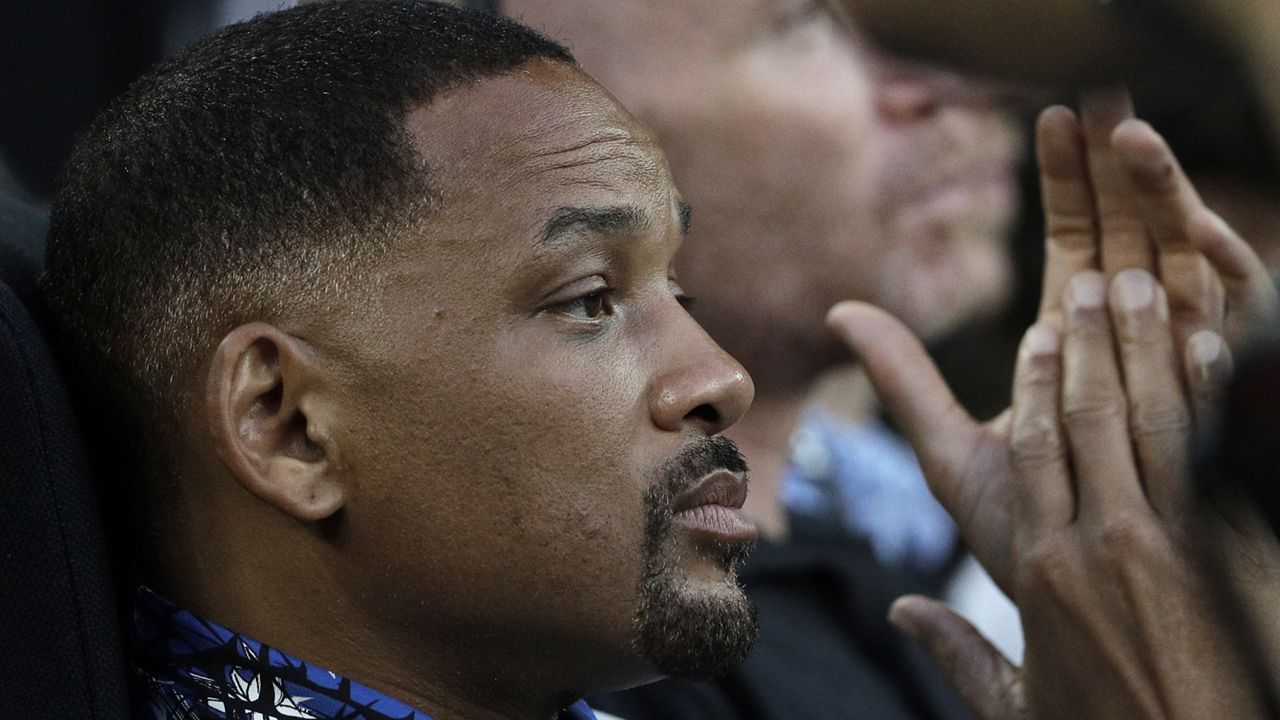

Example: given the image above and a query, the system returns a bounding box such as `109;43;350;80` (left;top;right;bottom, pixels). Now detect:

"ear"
206;323;346;521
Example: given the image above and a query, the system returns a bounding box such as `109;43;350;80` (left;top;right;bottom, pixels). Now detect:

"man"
39;2;1280;719
43;4;758;718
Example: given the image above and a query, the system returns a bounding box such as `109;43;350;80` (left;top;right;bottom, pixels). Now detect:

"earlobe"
206;323;347;522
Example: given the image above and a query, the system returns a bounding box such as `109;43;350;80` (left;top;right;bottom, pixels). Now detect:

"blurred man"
506;0;1021;577
494;3;1024;715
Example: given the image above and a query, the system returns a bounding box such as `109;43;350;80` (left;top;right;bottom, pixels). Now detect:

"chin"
887;243;1012;342
630;534;759;679
632;569;759;680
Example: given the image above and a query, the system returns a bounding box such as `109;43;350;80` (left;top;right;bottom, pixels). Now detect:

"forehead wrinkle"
512;125;663;189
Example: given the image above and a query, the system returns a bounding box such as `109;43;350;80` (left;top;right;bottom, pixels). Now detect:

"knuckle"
1128;399;1191;440
1010;415;1065;469
1129;159;1179;195
1048;221;1096;249
1062;394;1127;429
1017;537;1077;598
1115;318;1162;345
1098;213;1147;238
1094;514;1165;562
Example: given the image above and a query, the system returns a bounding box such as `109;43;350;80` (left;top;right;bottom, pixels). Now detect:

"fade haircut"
41;0;573;486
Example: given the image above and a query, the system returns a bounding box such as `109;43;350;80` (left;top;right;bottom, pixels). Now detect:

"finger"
889;595;1026;720
1109;269;1193;518
1111;119;1224;347
1080;88;1156;279
1187;208;1280;344
1185;330;1234;446
1037;105;1098;328
826;302;997;556
1009;323;1073;532
1060;271;1147;517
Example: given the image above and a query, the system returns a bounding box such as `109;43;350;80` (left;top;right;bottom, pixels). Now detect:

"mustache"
661;435;749;498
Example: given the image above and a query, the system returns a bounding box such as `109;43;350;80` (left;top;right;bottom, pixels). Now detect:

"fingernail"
887;598;920;640
1189;330;1222;367
1068;272;1106;310
1024;324;1060;356
1189;331;1222;386
1113;269;1154;312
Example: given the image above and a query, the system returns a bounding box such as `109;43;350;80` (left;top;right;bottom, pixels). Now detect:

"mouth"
671;469;757;545
908;165;1017;224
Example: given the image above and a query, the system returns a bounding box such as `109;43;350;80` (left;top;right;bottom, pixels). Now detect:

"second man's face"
509;0;1023;371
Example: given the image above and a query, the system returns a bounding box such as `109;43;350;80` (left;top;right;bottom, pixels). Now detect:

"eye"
775;0;823;32
561;290;614;320
670;278;697;312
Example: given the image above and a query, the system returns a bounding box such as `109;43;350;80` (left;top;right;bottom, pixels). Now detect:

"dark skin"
148;56;1279;719
158;59;754;720
829;92;1280;717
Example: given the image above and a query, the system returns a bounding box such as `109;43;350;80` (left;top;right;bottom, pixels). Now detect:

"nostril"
878;82;941;122
685;403;720;428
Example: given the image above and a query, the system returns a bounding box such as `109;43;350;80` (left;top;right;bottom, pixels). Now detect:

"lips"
671;469;757;544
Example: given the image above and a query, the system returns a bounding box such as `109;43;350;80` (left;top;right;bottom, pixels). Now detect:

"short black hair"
459;0;500;12
41;0;572;480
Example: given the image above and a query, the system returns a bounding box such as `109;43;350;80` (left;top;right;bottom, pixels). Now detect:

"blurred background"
0;0;300;204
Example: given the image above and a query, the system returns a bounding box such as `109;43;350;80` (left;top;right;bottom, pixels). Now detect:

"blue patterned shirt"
130;586;599;720
783;408;957;576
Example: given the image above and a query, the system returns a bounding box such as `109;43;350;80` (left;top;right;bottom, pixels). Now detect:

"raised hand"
827;91;1279;596
828;91;1280;716
886;272;1269;719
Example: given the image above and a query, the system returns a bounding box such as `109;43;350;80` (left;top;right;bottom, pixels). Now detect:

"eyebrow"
539;202;693;247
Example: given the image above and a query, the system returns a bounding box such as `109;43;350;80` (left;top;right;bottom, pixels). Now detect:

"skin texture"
828;92;1280;717
160;59;759;720
505;0;1022;535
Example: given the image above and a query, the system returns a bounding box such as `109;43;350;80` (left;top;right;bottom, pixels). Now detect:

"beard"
631;436;759;679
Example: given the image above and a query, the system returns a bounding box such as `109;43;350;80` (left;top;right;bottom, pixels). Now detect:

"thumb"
826;301;981;514
890;595;1027;720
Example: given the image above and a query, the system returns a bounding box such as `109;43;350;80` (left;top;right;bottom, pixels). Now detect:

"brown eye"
563;290;612;320
581;292;606;319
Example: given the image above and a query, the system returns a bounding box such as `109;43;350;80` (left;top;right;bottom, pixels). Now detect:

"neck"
152;495;588;720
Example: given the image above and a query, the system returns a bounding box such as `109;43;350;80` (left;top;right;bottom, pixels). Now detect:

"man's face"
310;60;758;691
507;0;1022;373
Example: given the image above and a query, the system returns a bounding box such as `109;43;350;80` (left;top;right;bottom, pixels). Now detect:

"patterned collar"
130;586;598;720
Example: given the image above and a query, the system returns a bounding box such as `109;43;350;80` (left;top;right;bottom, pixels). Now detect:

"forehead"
404;59;673;229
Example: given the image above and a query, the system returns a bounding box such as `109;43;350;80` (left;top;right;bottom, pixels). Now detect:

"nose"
648;313;754;436
876;72;942;122
875;61;1013;124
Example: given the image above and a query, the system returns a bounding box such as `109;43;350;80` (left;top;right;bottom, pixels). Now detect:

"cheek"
648;28;877;212
334;330;656;628
650;38;882;307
